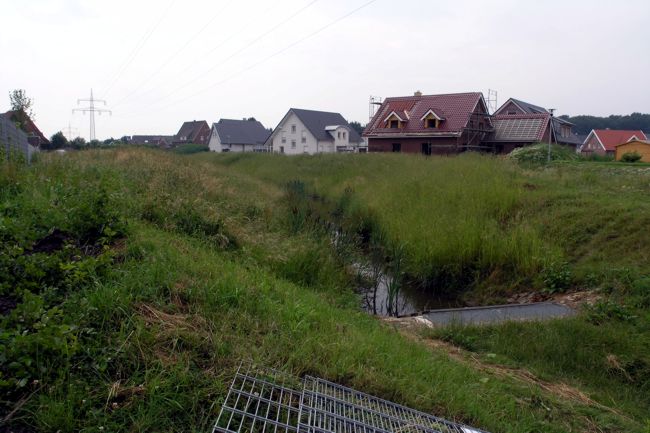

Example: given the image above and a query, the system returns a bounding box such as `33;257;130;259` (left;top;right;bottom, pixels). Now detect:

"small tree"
620;151;642;163
348;121;365;136
8;89;35;132
9;89;34;117
70;137;86;149
50;131;68;150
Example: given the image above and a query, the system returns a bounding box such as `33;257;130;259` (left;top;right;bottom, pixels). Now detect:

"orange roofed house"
363;92;493;155
581;129;648;156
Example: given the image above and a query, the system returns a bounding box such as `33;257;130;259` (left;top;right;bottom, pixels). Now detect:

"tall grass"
205;153;553;294
3;148;649;432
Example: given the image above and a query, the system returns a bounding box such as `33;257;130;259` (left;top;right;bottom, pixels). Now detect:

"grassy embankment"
1;148;648;432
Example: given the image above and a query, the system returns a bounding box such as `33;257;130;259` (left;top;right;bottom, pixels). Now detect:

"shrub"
620;151;642;163
173;144;209;155
508;143;579;165
541;261;572;293
586;301;636;325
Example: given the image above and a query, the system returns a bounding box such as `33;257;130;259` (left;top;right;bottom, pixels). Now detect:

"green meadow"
1;148;649;432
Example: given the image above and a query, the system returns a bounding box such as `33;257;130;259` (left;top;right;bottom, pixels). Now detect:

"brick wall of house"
582;135;605;155
193;123;211;145
496;101;525;115
368;137;460;154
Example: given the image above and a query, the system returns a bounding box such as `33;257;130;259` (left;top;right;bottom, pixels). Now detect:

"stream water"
355;264;464;317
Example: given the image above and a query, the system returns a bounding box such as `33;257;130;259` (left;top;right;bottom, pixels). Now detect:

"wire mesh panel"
213;365;489;433
213;363;303;433
298;376;483;433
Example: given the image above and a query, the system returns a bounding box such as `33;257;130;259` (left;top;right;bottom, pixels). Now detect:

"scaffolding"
213;363;489;433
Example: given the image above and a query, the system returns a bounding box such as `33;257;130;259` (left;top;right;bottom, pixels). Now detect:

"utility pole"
547;108;555;163
61;121;79;139
72;89;111;141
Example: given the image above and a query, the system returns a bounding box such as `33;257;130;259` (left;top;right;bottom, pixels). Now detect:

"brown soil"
385;318;630;421
507;289;602;309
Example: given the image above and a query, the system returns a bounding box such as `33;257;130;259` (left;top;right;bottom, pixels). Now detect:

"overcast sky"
2;0;649;140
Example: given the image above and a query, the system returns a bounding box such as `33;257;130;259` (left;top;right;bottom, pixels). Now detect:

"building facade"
363;92;493;155
266;108;364;155
208;118;270;153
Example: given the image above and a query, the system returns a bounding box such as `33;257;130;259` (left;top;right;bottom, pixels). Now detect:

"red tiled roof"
592;129;648;151
3;110;50;146
363;92;485;136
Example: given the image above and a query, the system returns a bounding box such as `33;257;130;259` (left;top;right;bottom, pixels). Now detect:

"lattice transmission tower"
72;89;111;141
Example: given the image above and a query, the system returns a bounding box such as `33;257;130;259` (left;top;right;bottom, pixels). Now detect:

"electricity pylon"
72;89;111;141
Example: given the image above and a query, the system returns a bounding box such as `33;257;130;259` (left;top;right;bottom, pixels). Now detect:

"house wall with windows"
496;101;526;115
581;134;607;155
208;128;222;152
368;137;459;154
270;112;319;154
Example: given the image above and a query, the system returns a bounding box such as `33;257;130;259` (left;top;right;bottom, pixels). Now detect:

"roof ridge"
384;92;481;101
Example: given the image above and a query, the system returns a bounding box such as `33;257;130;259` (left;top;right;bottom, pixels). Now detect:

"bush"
173;144;209;155
508;143;579;165
620;151;642;163
586;301;636;325
541;261;573;293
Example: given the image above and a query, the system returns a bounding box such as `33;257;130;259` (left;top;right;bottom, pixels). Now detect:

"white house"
208;118;271;153
266;108;365;155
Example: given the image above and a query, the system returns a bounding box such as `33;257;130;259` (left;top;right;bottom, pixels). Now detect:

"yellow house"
615;139;650;162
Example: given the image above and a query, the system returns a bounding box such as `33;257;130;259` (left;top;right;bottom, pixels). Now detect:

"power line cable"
111;0;235;108
116;0;319;110
115;0;377;119
100;0;176;99
160;0;377;110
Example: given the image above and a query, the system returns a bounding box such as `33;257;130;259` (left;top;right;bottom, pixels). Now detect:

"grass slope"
1;148;648;432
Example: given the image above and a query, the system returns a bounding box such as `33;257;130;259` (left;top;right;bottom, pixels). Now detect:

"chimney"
414;90;422;97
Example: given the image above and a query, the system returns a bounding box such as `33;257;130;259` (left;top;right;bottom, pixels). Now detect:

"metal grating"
299;376;477;433
212;363;303;433
213;364;488;433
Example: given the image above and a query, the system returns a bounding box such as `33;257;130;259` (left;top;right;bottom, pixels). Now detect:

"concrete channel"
416;302;576;326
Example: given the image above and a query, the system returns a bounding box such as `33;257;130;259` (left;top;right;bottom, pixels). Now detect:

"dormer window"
420;109;444;129
384;111;405;129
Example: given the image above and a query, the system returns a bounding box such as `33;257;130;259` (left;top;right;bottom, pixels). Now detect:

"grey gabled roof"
175;120;208;141
509;98;549;114
290;108;362;143
213;119;270;145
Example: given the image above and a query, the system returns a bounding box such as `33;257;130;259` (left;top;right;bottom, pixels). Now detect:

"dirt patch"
137;303;205;333
386;318;630;420
553;290;602;309
28;229;72;254
507;289;601;309
106;380;146;410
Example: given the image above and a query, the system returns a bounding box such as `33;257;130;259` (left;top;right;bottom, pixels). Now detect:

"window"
279;146;284;154
291;140;296;149
426;118;437;128
343;132;347;139
337;131;341;139
389;120;399;129
291;125;296;133
392;143;401;153
301;131;306;144
507;111;517;115
281;135;286;144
